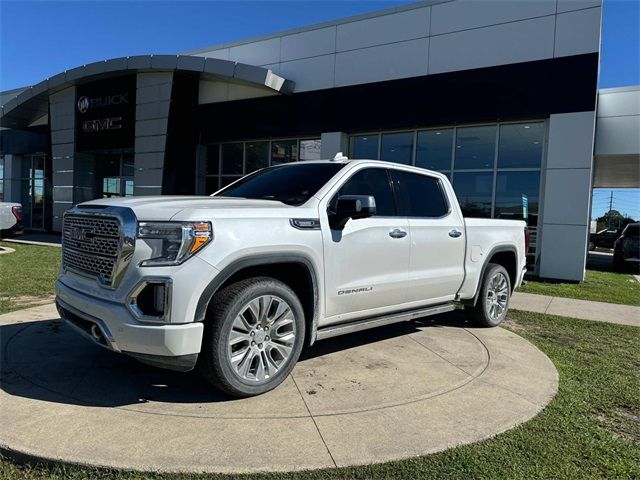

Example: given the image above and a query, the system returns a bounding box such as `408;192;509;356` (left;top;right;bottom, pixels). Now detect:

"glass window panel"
498;122;544;168
271;140;298;165
205;176;220;194
102;177;121;198
221;176;241;188
454;125;496;170
124;180;134;197
122;154;135;177
300;139;322;161
222;143;243;174
380;132;413;165
453;172;493;218
206;144;220;175
416;129;453;170
394;170;448;217
495;171;540;225
246;142;269;173
337;168;396;216
350;135;379;159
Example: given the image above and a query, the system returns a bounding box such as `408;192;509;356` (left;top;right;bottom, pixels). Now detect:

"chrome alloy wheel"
227;295;296;383
485;271;509;322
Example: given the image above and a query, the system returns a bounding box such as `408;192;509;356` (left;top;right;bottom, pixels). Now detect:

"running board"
315;303;456;341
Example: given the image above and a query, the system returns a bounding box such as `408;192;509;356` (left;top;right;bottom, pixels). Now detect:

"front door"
97;152;134;198
19;154;47;230
321;167;410;324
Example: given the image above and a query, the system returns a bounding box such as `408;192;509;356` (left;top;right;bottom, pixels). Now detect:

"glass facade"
380;132;413;165
416;129;453;171
201;137;321;194
498;123;544;169
454;125;497;170
453;172;494;218
348;121;545;253
350;135;379;159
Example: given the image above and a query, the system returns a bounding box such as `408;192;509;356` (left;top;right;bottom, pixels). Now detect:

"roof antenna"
332;152;348;161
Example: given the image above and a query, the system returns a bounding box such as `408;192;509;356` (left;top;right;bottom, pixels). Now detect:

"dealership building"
1;0;638;281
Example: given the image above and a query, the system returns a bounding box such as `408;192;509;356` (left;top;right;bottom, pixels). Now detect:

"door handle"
389;229;407;239
449;229;463;238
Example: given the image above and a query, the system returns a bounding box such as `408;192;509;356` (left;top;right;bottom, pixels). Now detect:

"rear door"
392;170;466;304
321;167;410;322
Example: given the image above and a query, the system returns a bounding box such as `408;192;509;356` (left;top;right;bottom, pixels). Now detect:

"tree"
595;210;636;230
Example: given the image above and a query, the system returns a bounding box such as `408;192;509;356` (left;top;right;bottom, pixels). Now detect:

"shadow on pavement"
0;310;473;409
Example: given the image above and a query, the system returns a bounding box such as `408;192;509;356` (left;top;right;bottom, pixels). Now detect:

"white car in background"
0;202;23;238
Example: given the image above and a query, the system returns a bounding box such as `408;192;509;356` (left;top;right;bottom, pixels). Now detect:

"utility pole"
608;191;613;228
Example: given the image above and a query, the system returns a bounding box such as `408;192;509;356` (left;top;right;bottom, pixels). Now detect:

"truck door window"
393;170;449;218
331;168;396;216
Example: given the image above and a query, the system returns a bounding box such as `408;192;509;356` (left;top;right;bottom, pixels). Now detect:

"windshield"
214;163;346;206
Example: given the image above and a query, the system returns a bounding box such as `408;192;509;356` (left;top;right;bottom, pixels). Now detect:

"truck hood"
80;196;296;221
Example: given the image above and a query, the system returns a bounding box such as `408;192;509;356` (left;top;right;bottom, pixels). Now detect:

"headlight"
137;222;212;267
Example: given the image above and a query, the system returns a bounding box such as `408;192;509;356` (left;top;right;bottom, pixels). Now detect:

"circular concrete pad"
0;305;558;474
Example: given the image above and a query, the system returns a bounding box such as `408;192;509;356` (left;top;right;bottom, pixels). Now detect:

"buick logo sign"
77;96;90;114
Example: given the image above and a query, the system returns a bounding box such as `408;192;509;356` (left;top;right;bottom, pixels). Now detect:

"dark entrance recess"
199;53;598;143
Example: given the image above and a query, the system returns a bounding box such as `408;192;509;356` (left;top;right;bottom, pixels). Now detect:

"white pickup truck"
0;202;23;238
56;157;527;397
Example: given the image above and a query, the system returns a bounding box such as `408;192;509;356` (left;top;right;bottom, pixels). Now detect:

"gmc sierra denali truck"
56;156;527;397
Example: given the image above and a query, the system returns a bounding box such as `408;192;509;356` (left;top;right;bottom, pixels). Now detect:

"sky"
1;0;639;219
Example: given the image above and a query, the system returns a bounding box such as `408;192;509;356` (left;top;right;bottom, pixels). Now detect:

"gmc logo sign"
82;117;123;132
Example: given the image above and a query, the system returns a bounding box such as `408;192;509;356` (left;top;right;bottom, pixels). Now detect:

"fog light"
128;279;172;322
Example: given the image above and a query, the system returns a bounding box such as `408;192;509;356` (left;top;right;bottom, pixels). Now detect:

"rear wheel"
467;263;511;327
198;277;305;397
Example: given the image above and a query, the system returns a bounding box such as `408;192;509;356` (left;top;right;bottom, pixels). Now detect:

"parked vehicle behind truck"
0;202;23;238
56;156;527;397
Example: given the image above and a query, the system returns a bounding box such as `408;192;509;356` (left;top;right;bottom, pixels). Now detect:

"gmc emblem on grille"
69;227;92;241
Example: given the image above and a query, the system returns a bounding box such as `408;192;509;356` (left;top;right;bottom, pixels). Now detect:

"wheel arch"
465;245;519;307
195;254;320;346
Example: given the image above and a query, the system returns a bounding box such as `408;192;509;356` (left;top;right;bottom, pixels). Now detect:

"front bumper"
56;279;204;371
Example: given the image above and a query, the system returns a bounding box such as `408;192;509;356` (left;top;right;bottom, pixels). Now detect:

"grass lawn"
520;269;640;307
1;310;639;479
0;242;61;314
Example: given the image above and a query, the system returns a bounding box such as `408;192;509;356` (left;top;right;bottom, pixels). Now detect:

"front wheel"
198;277;305;397
467;263;511;327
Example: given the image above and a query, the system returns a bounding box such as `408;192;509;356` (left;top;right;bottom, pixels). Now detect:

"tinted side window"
394;170;449;217
335;168;396;216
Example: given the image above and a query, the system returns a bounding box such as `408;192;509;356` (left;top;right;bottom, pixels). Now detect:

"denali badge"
338;287;373;296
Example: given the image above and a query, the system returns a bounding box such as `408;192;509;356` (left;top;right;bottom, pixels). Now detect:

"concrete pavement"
511;292;640;327
0;303;557;474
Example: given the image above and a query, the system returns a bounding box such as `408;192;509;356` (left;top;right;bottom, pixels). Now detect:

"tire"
467;263;512;327
198;277;306;397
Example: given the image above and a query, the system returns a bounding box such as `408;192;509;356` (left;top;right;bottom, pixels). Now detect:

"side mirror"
330;195;376;230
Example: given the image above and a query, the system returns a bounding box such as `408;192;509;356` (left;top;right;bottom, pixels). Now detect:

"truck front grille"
62;213;122;285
